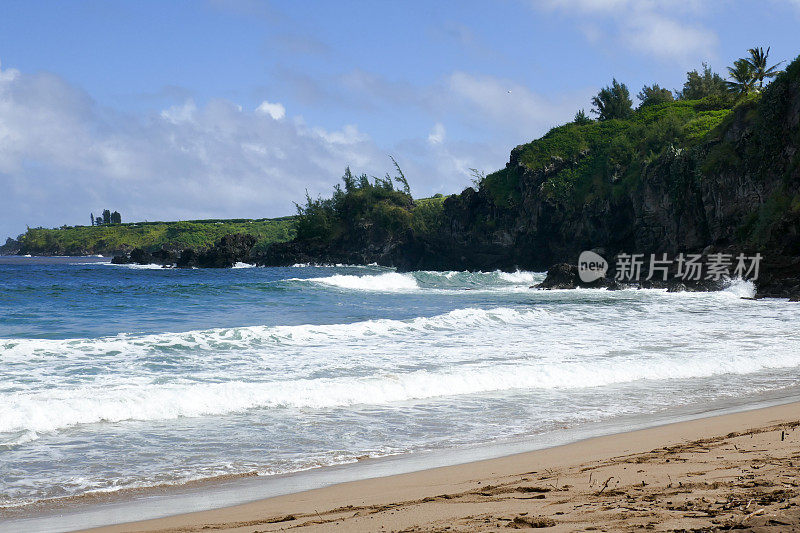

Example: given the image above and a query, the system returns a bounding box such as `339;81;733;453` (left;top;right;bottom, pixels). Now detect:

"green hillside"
479;94;745;210
15;217;297;256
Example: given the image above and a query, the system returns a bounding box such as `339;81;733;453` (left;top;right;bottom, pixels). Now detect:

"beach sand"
85;401;800;532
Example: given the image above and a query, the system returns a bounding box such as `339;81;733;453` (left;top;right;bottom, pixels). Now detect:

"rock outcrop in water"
535;260;727;292
535;263;613;290
112;233;257;268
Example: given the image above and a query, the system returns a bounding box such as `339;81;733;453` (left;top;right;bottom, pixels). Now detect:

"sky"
1;0;799;240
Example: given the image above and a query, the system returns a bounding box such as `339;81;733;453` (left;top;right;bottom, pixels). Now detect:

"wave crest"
4;345;800;436
307;272;419;292
299;269;544;293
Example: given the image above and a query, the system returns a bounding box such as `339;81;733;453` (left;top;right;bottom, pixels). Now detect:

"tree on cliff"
746;47;784;88
90;213;95;226
591;79;632;120
294;161;414;242
676;63;726;100
637;84;673;108
390;156;411;195
110;211;122;224
573;109;592;125
726;59;756;96
102;210;111;225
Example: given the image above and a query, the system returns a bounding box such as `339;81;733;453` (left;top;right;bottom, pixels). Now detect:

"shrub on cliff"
676;63;727;100
637;84;674;108
591;79;633;120
294;162;415;243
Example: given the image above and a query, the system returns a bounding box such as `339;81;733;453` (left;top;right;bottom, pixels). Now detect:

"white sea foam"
0;430;39;448
3;341;800;435
299;269;543;293
109;263;170;270
0;307;546;363
307;272;420;292
723;278;757;298
290;263;381;268
3;264;799;509
497;270;538;284
3;296;800;438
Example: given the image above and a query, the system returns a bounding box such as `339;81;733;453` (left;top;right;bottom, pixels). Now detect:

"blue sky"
1;0;798;240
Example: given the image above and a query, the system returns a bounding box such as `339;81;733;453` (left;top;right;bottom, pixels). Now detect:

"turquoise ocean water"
1;256;799;509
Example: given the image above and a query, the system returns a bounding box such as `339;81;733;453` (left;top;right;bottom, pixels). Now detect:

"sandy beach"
78;401;800;533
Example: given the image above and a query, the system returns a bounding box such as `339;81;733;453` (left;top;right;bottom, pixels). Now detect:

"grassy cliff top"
480;54;800;214
480;95;741;209
16;217;297;256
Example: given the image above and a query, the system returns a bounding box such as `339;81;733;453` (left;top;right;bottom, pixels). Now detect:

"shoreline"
81;400;800;532
4;396;800;533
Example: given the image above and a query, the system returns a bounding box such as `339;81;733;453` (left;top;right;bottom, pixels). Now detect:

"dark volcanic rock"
197;233;257;268
112;234;258;269
112;248;154;265
0;237;21;255
130;248;154;265
755;256;800;299
536;263;619;290
536;263;581;289
151;249;178;265
176;248;197;268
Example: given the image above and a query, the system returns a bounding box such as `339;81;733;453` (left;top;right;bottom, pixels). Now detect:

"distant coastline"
5;54;799;298
0;216;296;257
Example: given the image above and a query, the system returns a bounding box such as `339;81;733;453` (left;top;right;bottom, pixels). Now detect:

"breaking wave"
307;272;419;292
300;269;544;292
3;341;799;436
0;307;547;361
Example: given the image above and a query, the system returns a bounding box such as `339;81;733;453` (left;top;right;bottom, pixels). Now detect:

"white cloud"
536;0;717;62
0;64;512;239
0;63;394;238
255;100;286;120
623;10;716;61
160;99;197;123
447;71;586;138
427;122;446;145
275;66;589;181
311;124;367;145
276;65;586;150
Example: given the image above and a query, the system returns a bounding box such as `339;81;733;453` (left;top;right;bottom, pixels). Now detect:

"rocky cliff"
259;56;800;297
409;61;797;271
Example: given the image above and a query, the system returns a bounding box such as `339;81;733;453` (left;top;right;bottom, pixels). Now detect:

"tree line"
90;209;122;226
294;157;427;243
574;46;784;123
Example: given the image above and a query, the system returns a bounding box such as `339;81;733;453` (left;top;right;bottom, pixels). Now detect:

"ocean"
1;256;800;513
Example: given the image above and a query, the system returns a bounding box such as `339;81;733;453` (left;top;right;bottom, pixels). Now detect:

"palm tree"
726;59;756;96
746;47;784;88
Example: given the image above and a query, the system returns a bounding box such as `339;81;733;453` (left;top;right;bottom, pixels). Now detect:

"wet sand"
79;401;800;532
